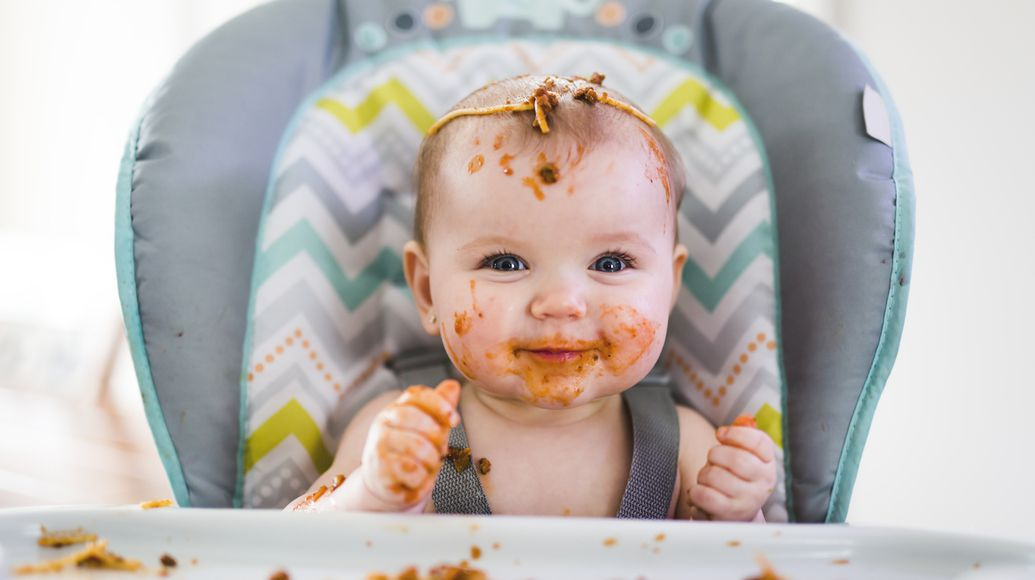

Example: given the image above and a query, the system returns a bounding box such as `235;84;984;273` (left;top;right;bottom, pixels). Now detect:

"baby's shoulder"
673;403;716;440
673;403;718;474
330;389;402;468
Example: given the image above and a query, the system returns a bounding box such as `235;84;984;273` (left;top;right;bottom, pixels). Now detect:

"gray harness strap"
431;411;492;515
615;385;680;519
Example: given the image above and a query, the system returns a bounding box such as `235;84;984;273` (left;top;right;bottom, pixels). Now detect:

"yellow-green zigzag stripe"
315;76;736;136
316;77;436;134
652;77;740;131
753;403;783;449
245;399;333;473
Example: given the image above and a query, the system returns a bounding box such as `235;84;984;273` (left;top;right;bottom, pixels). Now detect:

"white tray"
1;507;1033;579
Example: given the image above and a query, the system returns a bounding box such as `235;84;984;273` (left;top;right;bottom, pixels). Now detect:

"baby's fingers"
434;379;461;408
383;452;431;491
697;464;754;500
378;429;443;471
716;424;775;463
706;445;771;483
379;405;450;451
688;484;733;520
396;380;461;428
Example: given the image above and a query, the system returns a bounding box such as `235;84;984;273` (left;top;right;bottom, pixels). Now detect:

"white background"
0;0;1032;543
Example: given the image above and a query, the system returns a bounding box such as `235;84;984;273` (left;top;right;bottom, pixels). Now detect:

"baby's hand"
360;379;461;509
690;416;776;522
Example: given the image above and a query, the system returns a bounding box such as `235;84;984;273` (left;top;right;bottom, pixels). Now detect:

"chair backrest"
116;0;913;523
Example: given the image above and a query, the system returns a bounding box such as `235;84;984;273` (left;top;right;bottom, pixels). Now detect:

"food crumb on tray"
160;553;178;567
36;526;97;548
744;553;785;580
139;498;174;509
366;562;488;580
12;540;142;575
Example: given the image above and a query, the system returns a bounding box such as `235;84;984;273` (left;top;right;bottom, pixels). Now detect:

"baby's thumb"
434;379;462;409
731;415;757;429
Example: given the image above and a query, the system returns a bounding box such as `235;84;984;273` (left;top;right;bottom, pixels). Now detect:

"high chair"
116;0;914;523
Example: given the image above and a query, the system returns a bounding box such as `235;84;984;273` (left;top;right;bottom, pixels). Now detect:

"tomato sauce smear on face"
473;305;659;406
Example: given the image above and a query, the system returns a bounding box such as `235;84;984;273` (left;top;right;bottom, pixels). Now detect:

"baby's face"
416;128;687;409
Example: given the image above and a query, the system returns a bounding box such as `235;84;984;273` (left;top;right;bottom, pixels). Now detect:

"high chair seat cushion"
239;38;788;520
116;0;348;507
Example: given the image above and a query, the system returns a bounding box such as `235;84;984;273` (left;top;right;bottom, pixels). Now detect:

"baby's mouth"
514;340;605;365
523;348;588;363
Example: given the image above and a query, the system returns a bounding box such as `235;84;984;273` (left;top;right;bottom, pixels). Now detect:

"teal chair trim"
115;96;192;507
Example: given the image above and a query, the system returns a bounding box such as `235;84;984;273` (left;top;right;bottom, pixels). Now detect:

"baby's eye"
483;254;527;272
591;254;632;273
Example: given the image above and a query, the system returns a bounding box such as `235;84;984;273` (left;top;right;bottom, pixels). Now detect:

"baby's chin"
470;374;629;409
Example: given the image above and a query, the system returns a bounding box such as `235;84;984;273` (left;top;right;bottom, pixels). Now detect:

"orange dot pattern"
247;329;392;400
665;332;777;408
247;328;348;393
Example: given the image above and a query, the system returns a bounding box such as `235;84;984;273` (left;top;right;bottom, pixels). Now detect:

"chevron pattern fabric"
240;39;786;521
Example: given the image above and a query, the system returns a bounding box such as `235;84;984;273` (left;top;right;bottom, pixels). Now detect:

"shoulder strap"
431;414;492;515
616;384;681;519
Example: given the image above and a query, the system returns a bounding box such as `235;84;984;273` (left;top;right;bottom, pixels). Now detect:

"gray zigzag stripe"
248;455;312;509
250;363;335;421
290;114;421;192
274;123;381;204
269;159;385;244
300;113;383;171
672;132;756;183
666;283;775;375
309;109;422;175
288;112;422;199
298;119;403;185
252;280;427;359
383;191;415;225
680;168;769;242
720;368;780;425
253;281;388;358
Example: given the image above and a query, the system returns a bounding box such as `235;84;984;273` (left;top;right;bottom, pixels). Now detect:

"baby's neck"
462;383;622;429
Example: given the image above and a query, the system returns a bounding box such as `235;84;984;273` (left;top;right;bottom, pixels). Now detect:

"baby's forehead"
434;134;673;233
442;117;637;161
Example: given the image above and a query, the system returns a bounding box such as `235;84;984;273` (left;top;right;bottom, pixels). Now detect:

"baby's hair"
413;74;686;247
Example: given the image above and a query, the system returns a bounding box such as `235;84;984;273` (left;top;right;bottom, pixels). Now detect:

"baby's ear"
402;240;440;336
670;243;689;311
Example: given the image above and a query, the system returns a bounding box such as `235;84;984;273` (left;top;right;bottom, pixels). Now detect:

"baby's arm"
674;408;776;522
284;379;460;513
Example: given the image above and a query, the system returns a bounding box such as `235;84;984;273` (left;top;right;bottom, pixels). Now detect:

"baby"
286;74;776;520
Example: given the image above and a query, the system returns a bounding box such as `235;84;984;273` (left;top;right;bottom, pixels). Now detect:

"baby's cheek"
597;304;662;377
442;296;507;380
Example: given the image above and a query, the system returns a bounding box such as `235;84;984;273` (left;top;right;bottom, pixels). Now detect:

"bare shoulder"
675;405;717;482
330;389;402;472
675;405;717;447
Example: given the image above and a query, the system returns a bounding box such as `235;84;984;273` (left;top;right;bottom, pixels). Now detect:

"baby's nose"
529;280;587;320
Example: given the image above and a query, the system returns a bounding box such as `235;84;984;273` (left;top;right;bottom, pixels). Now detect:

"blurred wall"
835;0;1035;542
0;1;268;394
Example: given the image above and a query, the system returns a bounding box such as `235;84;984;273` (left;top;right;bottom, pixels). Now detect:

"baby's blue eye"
592;255;629;273
486;254;527;272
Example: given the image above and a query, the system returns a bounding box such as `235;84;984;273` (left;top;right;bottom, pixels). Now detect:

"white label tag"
862;84;892;147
